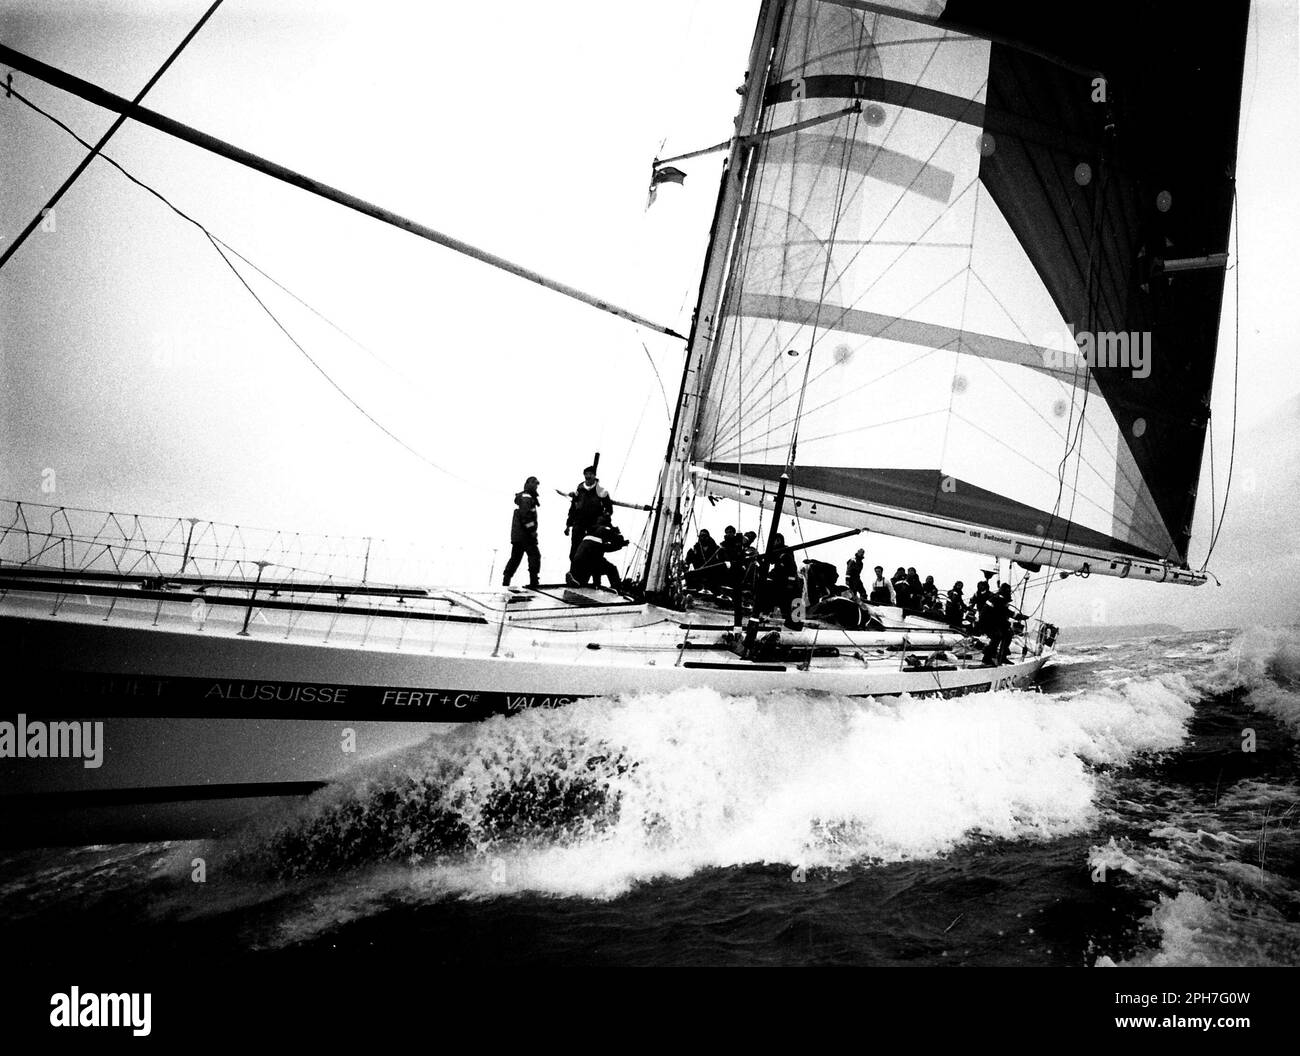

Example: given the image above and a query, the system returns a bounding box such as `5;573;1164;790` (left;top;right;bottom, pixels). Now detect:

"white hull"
0;579;1049;843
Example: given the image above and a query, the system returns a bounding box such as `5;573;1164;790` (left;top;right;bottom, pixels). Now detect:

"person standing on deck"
868;565;895;605
892;567;912;609
944;581;965;626
565;465;613;560
981;583;1023;666
757;533;802;629
968;579;992;633
502;476;541;588
845;548;866;601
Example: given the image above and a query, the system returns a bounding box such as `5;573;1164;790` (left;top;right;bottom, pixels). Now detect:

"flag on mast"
646;164;687;208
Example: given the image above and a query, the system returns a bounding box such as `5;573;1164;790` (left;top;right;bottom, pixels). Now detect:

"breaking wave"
1195;625;1300;737
228;677;1195;904
1097;890;1300;967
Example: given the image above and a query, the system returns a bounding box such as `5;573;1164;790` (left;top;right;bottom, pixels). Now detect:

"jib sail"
675;0;1247;586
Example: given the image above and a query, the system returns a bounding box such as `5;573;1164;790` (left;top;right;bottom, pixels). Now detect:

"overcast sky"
2;0;1297;630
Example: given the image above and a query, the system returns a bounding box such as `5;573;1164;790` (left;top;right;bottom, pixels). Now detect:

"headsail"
672;0;1247;586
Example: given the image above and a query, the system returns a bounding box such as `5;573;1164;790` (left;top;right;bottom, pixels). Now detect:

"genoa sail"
673;0;1248;585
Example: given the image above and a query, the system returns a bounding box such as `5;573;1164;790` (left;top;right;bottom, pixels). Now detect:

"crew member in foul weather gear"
906;568;923;600
685;529;725;592
568;514;627;591
502;478;541;588
803;558;838;606
944;581;965;626
868;565;895;605
734;531;760;598
980;583;1023;666
756;533;802;628
565;465;613;559
921;575;940;613
968;579;991;632
719;525;742;565
891;567;912;609
845;549;866;601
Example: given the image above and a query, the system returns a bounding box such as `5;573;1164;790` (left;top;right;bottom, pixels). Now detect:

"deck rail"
0;499;497;591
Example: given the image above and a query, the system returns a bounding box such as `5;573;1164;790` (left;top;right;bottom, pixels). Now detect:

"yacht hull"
0;588;1048;844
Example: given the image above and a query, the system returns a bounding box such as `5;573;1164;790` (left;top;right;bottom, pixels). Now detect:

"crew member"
981;583;1023;666
569;513;627;591
891;567;912;609
845;548;866;601
921;575;940;613
502;476;541;588
565;465;613;560
906;568;924;607
720;526;741;558
736;531;760;597
944;581;965;626
685;529;725;593
757;533;802;628
804;558;839;606
968;579;992;633
868;565;895;605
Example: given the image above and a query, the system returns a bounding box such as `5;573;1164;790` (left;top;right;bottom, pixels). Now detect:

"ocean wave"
229;677;1196;910
1105;890;1300;967
1196;626;1300;737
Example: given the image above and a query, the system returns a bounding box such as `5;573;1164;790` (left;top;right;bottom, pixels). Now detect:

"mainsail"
653;0;1248;589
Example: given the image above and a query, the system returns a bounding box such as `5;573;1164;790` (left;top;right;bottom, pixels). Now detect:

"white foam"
1198;626;1300;737
275;677;1195;911
1112;891;1300;967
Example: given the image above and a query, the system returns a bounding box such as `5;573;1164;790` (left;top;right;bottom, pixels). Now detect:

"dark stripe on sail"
763;75;1096;156
762;132;955;202
704;462;1168;560
766;75;986;125
738;292;1085;382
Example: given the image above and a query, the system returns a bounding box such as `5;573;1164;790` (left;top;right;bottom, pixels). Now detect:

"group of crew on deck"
684;526;803;629
685;534;1026;666
503;469;1025;666
501;466;628;592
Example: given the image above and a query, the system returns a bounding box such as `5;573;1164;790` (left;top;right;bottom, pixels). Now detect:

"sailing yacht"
0;0;1248;842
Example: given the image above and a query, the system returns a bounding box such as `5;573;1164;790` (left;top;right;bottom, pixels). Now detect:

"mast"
643;0;785;598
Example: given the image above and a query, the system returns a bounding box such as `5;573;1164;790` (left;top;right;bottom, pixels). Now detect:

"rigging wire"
0;0;225;271
613;394;653;495
786;107;859;470
1207;398;1218;551
4;82;485;491
640;340;674;423
1024;143;1112;624
1199;186;1241;570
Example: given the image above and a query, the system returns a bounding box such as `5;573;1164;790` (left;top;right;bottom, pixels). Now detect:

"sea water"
2;625;1297;967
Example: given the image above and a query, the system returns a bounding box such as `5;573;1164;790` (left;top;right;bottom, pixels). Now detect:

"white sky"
2;0;1297;629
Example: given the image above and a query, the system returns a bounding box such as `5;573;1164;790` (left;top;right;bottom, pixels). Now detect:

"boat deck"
0;569;995;672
